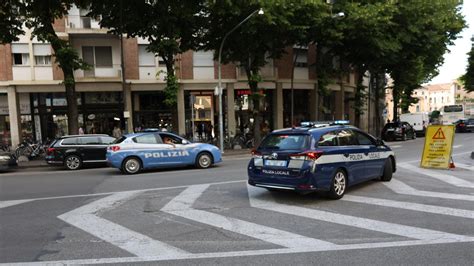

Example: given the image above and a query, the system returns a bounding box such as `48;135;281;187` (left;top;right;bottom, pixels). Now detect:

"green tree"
1;0;88;135
460;37;474;92
388;0;465;121
331;0;399;128
204;0;328;144
85;0;207;107
0;0;23;43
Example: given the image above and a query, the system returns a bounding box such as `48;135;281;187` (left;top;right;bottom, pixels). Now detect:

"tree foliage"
1;0;88;135
85;0;207;106
460;37;474;93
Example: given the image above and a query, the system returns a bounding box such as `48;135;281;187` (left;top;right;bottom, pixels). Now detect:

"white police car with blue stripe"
107;132;222;174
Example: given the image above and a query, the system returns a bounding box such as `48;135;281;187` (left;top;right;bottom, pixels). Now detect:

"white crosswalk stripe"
58;191;188;258
161;184;336;249
385;179;474;201
454;162;474;171
342;195;474;219
247;185;468;241
399;163;474;188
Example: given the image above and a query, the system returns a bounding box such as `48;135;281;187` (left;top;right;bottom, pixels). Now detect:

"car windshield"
259;134;309;150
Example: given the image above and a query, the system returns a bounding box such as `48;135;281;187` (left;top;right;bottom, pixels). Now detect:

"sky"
429;1;474;84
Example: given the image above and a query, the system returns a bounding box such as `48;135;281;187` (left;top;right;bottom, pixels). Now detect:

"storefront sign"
420;125;455;169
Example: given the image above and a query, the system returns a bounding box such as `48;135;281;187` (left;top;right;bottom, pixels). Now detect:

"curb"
16;152;251;169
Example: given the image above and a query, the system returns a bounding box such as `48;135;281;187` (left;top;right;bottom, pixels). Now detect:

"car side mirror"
181;139;189;145
375;138;384;146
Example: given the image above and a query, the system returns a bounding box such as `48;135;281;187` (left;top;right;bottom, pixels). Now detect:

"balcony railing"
74;64;122;79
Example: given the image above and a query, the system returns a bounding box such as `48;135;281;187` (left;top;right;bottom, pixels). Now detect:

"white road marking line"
455;162;474;171
161;184;336;249
399;163;474;188
390;145;402;149
0;199;34;209
0;180;247;207
247;185;466;241
342;195;474;219
58;191;188;258
5;236;474;266
453;145;462;148
385;179;474;201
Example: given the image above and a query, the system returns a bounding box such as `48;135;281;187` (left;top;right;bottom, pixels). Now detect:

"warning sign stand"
420;125;455;169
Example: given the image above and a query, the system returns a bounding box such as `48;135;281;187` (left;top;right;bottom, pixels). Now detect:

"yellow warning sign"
421;125;455;169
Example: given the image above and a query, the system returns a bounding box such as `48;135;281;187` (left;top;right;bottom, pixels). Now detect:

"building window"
193;51;214;67
82;46;113;67
138;45;155;66
35;56;51;65
441;97;444;103
12;44;30;65
33;44;52;66
293;48;308;67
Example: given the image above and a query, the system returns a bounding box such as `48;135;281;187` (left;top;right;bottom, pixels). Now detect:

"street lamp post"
217;8;264;153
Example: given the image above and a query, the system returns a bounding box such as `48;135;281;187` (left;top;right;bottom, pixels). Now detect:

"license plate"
265;160;287;167
387;128;395;132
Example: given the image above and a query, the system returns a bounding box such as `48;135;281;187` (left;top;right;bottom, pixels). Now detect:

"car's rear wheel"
327;169;347;200
381;158;393;182
195;152;213;169
122;157;142;174
65;155;82;170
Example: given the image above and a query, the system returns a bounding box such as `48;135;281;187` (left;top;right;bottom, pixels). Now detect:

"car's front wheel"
381;158;393;182
327;169;347;200
122;157;142;174
65;155;82;170
195;152;213;169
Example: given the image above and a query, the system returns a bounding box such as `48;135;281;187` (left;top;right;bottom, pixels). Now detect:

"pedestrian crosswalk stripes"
2;169;474;265
162;184;337;249
58;191;188;258
399;163;474;188
342;195;474;219
247;185;468;241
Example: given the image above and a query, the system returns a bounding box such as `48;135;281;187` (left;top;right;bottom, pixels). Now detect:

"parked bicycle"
14;139;49;160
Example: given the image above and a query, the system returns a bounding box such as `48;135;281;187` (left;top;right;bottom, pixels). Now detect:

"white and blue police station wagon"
248;121;396;199
107;132;222;174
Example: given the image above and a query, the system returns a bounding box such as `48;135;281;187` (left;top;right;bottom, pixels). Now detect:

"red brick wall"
179;50;193;79
123;38;139;79
51;45;64;80
53;18;66;32
275;47;293;79
0;44;13;81
214;61;236;79
308;44;316;80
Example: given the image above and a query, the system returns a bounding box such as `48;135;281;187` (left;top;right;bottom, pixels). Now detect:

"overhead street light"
217;8;264;152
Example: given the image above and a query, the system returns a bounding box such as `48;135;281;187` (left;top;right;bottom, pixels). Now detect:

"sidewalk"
16;149;251;169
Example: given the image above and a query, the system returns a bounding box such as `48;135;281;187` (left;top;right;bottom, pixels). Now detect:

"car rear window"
259;134;309;150
61;138;77;145
113;136;127;144
384;123;400;129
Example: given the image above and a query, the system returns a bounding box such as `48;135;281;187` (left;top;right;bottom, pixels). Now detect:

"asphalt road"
1;133;474;265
